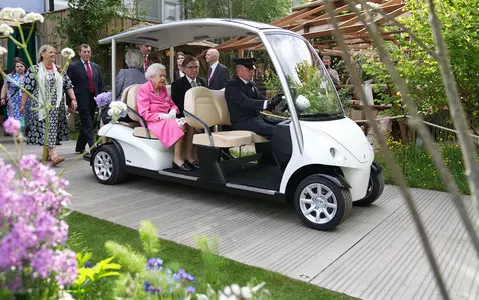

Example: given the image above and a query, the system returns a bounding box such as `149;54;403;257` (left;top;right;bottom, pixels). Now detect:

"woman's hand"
0;99;5;106
70;99;78;111
167;109;177;119
19;105;25;115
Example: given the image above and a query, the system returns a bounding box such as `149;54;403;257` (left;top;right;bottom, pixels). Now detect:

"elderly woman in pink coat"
136;63;197;171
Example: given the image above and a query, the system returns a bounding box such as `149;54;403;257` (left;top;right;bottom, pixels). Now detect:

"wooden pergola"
215;0;407;56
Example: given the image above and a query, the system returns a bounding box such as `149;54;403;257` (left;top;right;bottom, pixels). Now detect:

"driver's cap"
234;57;257;70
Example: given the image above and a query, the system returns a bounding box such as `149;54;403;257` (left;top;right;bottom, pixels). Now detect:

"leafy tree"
55;0;130;49
180;0;291;23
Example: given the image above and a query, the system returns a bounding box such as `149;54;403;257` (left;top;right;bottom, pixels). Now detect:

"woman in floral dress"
0;60;27;135
20;45;78;166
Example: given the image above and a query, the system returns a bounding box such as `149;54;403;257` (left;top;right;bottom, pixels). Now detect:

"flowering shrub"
0;153;77;298
94;91;113;110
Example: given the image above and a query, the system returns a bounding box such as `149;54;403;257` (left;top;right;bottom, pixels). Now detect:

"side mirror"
295;95;310;112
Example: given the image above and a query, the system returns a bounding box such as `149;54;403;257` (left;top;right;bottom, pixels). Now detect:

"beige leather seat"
123;84;158;139
184;87;268;147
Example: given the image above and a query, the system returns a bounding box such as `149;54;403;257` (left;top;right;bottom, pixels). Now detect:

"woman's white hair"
145;63;166;80
125;49;143;69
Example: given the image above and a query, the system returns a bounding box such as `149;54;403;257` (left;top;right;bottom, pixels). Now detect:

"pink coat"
136;80;184;148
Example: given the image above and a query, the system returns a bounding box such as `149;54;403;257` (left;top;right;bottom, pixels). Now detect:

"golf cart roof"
98;19;292;50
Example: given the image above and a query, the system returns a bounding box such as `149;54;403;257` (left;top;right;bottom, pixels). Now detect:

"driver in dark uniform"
225;58;282;140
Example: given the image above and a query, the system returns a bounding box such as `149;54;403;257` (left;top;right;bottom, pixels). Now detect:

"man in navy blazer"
67;44;104;155
225;58;281;140
205;49;229;90
171;56;207;117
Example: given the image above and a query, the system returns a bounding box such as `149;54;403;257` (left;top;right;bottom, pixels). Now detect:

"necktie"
191;80;198;87
207;67;213;85
85;62;94;94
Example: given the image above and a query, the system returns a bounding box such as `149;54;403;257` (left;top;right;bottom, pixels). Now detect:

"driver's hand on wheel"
267;93;284;111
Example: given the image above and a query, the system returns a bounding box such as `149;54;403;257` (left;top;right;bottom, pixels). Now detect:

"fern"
139;220;161;258
105;241;146;274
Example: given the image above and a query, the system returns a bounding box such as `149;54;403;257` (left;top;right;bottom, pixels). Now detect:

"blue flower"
185;286;196;294
173;269;195;282
146;257;163;271
84;261;91;268
144;280;162;294
94;91;112;109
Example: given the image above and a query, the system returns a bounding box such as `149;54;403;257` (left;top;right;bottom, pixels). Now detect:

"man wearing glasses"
171;55;207;117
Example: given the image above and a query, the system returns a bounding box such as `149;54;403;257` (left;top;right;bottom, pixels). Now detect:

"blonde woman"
20;44;78;166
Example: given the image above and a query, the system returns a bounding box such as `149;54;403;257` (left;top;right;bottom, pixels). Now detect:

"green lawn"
66;212;354;300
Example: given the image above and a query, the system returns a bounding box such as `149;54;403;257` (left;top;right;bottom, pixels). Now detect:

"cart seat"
184;87;268;147
122;84;159;139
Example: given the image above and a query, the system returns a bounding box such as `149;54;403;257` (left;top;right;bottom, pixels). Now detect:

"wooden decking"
1;137;478;300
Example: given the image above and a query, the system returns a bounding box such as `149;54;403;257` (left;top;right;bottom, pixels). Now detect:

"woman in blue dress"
1;60;28;133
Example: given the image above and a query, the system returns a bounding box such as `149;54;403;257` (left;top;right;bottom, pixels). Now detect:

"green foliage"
69;253;121;298
55;0;129;49
180;0;291;23
139;220;161;258
264;69;281;95
105;241;147;274
376;136;477;194
195;236;221;291
290;61;341;114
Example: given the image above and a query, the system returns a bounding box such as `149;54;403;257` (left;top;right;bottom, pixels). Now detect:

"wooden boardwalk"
1;137;478;300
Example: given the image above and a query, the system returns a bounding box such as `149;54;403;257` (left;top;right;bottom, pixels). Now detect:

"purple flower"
173;269;195;282
185;286;196;294
144;280;161;294
146;258;163;271
84;261;91;268
94;91;112;109
3;117;20;135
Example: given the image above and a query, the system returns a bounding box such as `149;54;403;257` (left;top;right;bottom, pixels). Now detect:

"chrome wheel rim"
94;151;113;181
299;183;338;224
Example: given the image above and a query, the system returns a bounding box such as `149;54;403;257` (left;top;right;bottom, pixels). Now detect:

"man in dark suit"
171;56;207;117
67;44;104;156
225;58;281;140
205;48;229;90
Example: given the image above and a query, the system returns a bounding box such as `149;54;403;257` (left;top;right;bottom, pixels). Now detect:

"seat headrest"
184;86;231;129
126;84;142;121
120;85;134;104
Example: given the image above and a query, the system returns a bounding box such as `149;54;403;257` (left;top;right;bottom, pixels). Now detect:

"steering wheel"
271;93;288;114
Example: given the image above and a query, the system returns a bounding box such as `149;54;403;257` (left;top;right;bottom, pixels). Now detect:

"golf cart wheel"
354;168;385;206
92;144;126;185
294;175;352;230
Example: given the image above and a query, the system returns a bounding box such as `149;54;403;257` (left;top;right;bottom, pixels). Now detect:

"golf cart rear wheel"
354;169;385;206
294;175;352;230
92;144;125;185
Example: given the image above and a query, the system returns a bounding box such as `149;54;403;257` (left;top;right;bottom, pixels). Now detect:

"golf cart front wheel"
92;144;126;185
354;168;385;206
294;175;352;230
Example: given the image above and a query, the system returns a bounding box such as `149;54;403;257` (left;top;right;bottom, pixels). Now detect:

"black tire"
92;144;126;185
354;168;385;206
294;175;352;230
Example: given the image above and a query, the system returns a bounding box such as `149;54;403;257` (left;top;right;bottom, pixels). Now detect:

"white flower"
0;7;14;20
11;8;26;21
251;282;265;293
108;101;128;121
223;286;232;296
230;284;241;296
0;24;14;37
0;46;7;56
195;295;209;300
61;47;75;59
23;12;44;23
240;286;253;299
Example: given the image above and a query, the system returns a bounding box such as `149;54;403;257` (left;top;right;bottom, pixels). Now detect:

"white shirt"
186;75;198;86
80;58;91;72
208;61;219;81
239;77;268;109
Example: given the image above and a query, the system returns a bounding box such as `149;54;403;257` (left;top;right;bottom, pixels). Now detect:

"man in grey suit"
205;48;229;90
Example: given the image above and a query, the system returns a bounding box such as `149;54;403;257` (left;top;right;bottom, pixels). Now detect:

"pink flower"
3;117;21;135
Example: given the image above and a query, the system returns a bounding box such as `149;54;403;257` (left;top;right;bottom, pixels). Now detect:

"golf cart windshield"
265;34;344;121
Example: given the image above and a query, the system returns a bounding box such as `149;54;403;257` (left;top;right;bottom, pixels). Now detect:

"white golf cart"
92;19;384;230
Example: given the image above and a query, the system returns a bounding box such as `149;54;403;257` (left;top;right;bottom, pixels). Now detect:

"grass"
376;140;478;194
66;211;354;300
